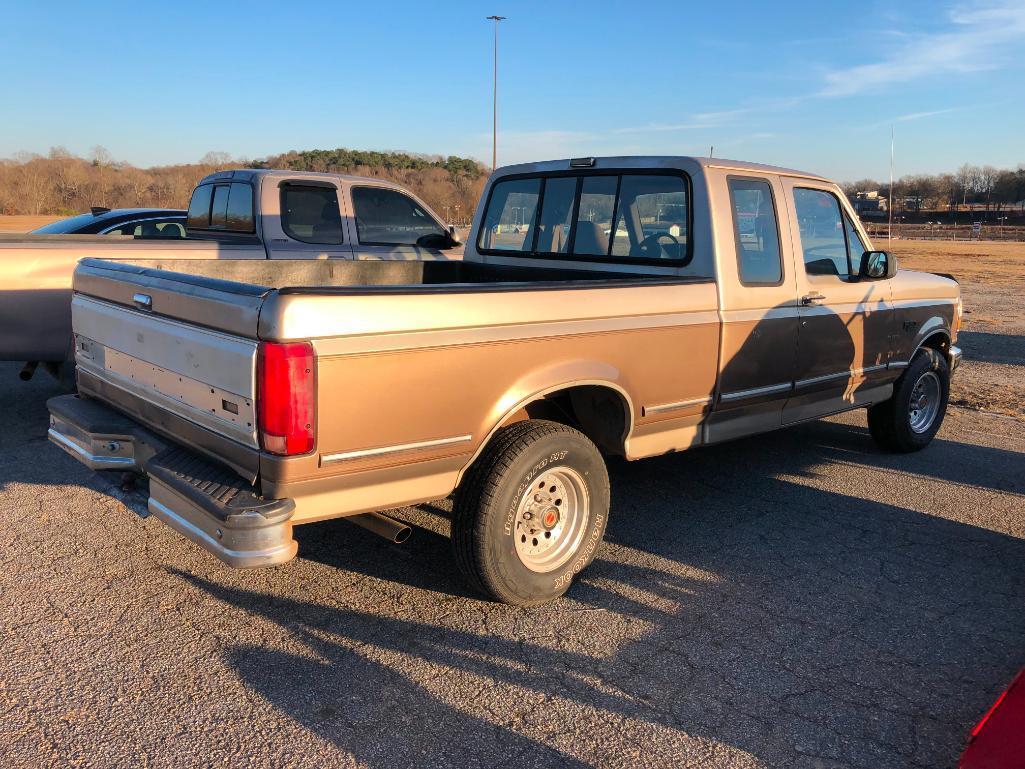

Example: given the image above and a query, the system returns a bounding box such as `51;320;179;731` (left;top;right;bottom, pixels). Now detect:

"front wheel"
868;347;950;452
451;420;610;606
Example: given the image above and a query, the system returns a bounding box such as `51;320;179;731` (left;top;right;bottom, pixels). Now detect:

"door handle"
801;292;825;306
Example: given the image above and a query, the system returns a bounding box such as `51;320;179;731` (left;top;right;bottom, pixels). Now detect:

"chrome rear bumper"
47;394;297;569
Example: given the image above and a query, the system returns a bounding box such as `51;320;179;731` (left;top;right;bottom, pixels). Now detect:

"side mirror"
859;250;897;280
416;230;462;250
448;224;463;246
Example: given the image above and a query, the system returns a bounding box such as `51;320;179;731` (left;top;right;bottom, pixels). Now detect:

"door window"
728;178;782;285
351;187;445;246
104;219;185;238
844;213;867;267
281;185;344;244
794;188;850;278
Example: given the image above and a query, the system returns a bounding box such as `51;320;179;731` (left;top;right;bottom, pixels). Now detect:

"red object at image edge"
959;668;1025;769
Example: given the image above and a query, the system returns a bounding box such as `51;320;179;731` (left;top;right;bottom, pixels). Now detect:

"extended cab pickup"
47;156;962;605
1;169;461;376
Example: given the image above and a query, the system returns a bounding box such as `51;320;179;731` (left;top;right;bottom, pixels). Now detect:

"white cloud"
818;0;1025;97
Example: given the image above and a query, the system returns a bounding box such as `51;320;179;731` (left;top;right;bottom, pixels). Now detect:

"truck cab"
184;169;462;261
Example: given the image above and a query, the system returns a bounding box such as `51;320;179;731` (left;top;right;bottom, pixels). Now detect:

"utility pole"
486;15;506;170
888;125;894;246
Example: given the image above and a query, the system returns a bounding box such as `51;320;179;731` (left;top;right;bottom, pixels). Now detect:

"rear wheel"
452;420;610;606
868;347;950;452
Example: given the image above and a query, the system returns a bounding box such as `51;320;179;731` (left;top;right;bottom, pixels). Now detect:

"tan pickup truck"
47;156;961;605
1;169;460;379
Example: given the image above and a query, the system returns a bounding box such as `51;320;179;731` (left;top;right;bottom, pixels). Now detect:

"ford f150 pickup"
47;156;962;605
2;169;460;379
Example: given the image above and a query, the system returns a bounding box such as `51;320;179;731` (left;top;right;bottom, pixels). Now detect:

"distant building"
849;190;888;215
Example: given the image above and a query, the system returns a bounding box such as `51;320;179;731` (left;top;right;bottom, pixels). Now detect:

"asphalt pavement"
2;362;1023;769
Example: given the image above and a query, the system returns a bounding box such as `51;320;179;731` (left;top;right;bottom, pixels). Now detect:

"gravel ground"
2;357;1023;769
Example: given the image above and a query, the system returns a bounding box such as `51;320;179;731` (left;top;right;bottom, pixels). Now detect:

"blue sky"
1;0;1022;181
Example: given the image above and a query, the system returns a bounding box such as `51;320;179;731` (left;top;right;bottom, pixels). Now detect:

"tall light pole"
486;15;506;170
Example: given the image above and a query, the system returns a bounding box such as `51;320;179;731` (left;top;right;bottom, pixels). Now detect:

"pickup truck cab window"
845;212;867;262
479;171;690;265
280;185;344;245
479;178;542;251
573;176;617;257
536;177;576;254
187;182;254;233
728;177;782;285
793;188;851;278
351;186;446;246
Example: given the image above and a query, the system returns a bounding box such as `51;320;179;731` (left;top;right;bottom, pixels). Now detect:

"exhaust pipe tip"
19;361;39;381
348;512;412;544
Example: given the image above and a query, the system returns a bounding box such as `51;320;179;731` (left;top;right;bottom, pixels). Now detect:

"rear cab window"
477;171;691;265
186;182;254;233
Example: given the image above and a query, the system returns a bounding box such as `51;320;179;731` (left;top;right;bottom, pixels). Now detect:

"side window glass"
156;221;186;238
281;185;344;244
477;178;541;252
728;178;782;285
535;177;576;254
352;187;445;246
794;188;850;278
572;176;617;257
845;213;866;265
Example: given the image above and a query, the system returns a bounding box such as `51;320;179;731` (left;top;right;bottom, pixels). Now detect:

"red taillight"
257;342;315;456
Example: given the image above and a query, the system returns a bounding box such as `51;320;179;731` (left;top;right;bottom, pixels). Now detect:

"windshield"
30;213;98;234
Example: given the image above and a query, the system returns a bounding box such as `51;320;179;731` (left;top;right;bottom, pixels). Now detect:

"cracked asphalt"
2;358;1023;769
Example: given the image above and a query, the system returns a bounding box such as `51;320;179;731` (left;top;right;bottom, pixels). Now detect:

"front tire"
452;420;610;606
868;347;950;452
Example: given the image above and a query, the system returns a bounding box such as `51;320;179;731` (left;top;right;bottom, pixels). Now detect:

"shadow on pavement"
180;417;1025;768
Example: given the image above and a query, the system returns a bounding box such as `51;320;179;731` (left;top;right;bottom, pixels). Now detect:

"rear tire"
452;420;610;606
868;347;949;452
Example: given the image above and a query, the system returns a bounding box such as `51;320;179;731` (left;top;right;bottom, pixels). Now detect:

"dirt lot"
887;238;1025;419
0;215;60;233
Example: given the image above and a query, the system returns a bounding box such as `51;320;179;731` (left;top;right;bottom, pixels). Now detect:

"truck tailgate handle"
132;293;153;310
801;292;825;306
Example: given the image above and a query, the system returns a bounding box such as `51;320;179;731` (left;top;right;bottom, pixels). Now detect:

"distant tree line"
3;147;1020;223
842;163;1025;213
0;146;488;223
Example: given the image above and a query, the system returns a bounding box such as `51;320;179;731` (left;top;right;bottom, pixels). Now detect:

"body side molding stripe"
719;382;792;402
321;434;473;465
643;396;712;416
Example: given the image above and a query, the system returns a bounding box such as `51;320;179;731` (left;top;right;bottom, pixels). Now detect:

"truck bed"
68;258;719;514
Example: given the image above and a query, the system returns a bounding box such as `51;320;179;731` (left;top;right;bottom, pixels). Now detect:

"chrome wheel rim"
513;466;589;573
909;371;941;434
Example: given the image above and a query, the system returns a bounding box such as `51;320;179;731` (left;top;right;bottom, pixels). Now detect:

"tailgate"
71;259;272;473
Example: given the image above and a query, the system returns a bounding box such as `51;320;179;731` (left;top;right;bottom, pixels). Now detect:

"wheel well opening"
516;385;630;456
920;332;950;355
